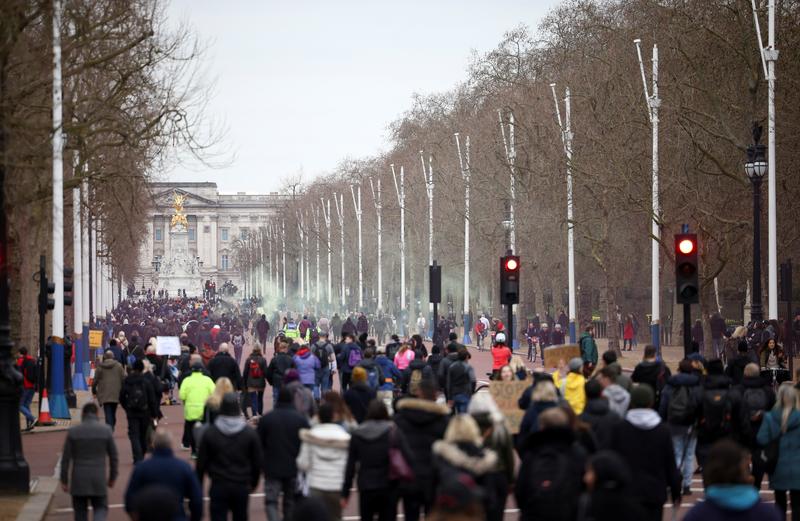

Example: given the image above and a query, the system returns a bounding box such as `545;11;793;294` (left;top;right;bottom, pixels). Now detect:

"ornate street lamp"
745;124;768;322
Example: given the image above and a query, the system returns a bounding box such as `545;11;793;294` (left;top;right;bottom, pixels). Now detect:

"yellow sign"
489;379;529;434
543;344;581;369
88;330;104;348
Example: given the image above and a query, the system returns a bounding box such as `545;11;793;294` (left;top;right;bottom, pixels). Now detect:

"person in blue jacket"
757;381;800;519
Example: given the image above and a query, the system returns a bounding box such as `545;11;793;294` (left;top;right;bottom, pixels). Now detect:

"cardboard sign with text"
155;336;181;357
88;330;104;348
489;379;529;434
543;344;581;369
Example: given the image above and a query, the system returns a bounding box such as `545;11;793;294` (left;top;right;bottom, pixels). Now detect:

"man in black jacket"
394;380;450;521
631;345;671;408
119;359;158;463
579;379;620;448
736;362;776;489
257;387;310;521
608;385;681;521
725;340;755;385
207;343;242;389
437;340;460;395
266;341;295;406
197;393;262;521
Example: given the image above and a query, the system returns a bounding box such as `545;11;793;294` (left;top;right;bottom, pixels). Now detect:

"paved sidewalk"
20;390;93;435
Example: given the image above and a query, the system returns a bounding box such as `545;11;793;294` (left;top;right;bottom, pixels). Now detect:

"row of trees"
237;0;800;351
1;0;215;350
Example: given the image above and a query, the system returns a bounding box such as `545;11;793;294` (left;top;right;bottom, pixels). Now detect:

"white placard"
155;336;181;356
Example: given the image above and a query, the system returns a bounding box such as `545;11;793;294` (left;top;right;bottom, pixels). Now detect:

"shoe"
682;486;692;496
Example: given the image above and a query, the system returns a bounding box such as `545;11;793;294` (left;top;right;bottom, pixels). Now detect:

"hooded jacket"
393;398;450;494
296;423;351;491
757;409;800;490
257;402;310;479
579;332;598;364
93;358;126;405
375;354;401;391
632;360;670;404
579;398;620;449
293;346;320;386
179;371;215;422
265;351;295;389
197;416;262;488
553;370;586;414
120;372;158;419
602;384;631;418
608;408;681;506
433;440;500;517
125;447;202;521
683;484;782;521
342;419;395;494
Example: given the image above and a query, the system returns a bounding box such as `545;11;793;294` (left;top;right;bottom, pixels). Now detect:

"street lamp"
745;123;767;322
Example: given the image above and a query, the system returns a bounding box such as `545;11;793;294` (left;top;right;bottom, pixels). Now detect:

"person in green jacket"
580;324;599;377
179;361;215;458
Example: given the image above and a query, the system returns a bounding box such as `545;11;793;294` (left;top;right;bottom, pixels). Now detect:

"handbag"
388;427;414;482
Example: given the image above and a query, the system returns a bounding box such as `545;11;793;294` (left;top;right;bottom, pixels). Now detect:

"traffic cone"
38;389;55;426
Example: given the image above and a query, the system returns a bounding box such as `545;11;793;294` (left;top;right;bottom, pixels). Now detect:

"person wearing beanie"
552;358;587;414
197;393;262;520
178;360;215;458
683;440;781;521
607;384;682;521
579;379;620;448
120;358;158;463
344;366;376;423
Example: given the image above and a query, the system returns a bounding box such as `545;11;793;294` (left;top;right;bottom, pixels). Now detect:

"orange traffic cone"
87;362;95;387
37;389;55;426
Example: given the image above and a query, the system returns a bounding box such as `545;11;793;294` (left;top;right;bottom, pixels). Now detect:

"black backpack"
667;385;696;425
699;388;733;439
126;380;149;414
521;447;579;521
740;387;768;440
314;343;331;369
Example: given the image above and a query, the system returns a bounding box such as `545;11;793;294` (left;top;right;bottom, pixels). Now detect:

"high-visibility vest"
284;323;300;339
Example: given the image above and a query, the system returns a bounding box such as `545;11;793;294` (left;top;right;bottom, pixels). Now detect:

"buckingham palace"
135;182;288;293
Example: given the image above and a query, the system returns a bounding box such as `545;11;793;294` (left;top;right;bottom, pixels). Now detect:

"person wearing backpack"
243;346;268;417
446;347;476;413
658;358;703;496
120;359;159;463
696;359;740;470
293;343;321;396
515;406;586;521
16;347;38;431
313;332;335;398
375;346;402;409
343;367;376;423
339;333;361;392
265;340;295;406
736;363;775;489
608;384;682;521
356;348;384;392
632;345;671;409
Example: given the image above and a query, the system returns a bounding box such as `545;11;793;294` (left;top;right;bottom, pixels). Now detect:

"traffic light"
429;263;441;304
63;267;73;306
39;271;55;314
500;253;520;305
675;233;699;304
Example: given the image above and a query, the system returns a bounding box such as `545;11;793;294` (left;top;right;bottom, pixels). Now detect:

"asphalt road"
23;339;780;520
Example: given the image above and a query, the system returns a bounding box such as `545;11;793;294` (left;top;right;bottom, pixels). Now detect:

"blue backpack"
347;346;363;368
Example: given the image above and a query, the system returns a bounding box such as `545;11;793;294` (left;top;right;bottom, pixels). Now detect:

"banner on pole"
88;329;104;348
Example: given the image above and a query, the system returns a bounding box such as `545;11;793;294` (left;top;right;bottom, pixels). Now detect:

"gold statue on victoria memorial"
170;191;189;229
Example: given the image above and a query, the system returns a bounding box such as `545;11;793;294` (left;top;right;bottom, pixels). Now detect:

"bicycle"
526;336;538;364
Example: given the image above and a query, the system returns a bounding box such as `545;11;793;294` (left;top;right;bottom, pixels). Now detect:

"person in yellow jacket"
552;357;587;414
179;359;215;458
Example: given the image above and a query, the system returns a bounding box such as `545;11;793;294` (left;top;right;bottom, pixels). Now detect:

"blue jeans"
20;388;35;423
250;391;264;416
672;431;697;488
103;402;118;432
452;394;470;414
318;367;332;397
272;386;280;407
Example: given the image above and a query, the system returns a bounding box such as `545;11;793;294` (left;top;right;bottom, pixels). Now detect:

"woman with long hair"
394;342;415;372
759;337;787;370
468;394;514;521
205;376;234;424
757;382;800;520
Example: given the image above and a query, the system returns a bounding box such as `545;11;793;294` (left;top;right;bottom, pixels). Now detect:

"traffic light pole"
683;303;692;359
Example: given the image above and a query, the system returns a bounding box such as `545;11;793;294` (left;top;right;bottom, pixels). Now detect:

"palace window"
221;254;229;270
221;228;229;241
155;228;162;241
240;228;249;240
188;228;196;241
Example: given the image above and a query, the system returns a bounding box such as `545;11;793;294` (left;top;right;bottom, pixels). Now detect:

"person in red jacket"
491;332;512;380
16;347;37;431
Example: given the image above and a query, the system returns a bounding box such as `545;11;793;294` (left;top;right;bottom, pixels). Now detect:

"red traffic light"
505;258;519;271
678;238;695;255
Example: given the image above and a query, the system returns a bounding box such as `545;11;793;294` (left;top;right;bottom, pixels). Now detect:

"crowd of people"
44;296;800;521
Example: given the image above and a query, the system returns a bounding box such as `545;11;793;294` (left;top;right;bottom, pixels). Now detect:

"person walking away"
256;315;270;349
344;367;376;423
432;414;499;521
207;343;242;390
330;313;342;343
205;377;235;425
92;350;126;432
258;387;310;521
393;342;415;372
691;319;705;353
579;325;599;377
515;407;586;521
468;393;515;521
124;429;202;521
607;385;682;521
356;347;384;392
394;380;450;521
632;345;671;409
243;346;268;417
16;347;38;431
293;343;320;395
757;381;800;520
552;358;587;414
579;379;621;448
727;339;755;385
375;345;401;411
178;361;215;459
119;360;158;463
296;403;351;520
695;359;739;469
313;332;336;398
658;358;703;496
710;313;727;360
338;332;361;392
736;362;775;489
682;439;782;521
197;393;262;521
266;340;295;405
596;367;630;419
60;403;118;521
490;332;512;380
341;400;404;521
446;347;476;413
231;329;245;366
622;316;635;352
578;451;648;521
